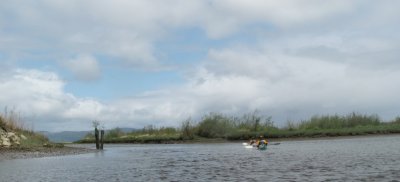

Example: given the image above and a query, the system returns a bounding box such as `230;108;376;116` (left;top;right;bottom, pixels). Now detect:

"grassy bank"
227;124;400;140
0;112;62;149
76;112;400;144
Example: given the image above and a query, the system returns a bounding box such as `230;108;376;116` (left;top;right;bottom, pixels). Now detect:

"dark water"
1;135;400;182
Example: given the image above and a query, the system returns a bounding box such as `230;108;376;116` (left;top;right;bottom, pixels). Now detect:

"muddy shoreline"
266;133;400;142
0;146;97;161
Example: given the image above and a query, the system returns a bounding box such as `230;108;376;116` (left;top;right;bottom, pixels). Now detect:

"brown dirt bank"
0;146;97;161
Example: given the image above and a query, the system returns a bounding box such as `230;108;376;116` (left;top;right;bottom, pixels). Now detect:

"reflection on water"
1;135;400;181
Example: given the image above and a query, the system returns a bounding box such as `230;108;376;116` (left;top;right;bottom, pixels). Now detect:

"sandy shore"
0;146;97;161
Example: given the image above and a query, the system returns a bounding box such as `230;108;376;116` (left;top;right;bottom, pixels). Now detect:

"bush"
0;110;28;132
180;118;195;140
105;128;125;139
391;117;400;124
298;113;381;130
196;113;234;138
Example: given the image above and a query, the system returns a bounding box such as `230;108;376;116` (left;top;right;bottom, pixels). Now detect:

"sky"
1;0;400;131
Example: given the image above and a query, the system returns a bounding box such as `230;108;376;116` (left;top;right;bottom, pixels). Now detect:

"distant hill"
39;128;138;142
39;131;90;143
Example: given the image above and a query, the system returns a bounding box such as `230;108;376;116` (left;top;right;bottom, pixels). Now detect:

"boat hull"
258;144;267;150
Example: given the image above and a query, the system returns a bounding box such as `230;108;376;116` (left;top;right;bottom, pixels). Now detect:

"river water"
1;135;400;182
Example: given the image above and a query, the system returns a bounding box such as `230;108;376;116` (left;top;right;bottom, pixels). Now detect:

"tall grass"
391;117;400;124
297;113;380;130
19;132;50;148
196;113;234;138
1;108;50;147
0;108;32;133
105;127;125;139
180;118;195;139
78;125;182;144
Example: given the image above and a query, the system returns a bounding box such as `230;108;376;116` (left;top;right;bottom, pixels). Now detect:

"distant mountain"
39;128;138;143
114;128;139;133
39;131;90;143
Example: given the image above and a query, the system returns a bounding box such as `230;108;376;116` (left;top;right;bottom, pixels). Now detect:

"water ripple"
1;136;400;181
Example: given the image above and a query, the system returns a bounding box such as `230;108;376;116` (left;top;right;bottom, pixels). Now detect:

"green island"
76;112;400;144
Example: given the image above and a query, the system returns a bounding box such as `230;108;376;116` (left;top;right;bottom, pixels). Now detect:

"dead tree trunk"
100;130;104;150
95;127;99;150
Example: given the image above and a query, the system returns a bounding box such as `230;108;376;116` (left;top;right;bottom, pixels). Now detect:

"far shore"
266;133;400;142
77;132;400;145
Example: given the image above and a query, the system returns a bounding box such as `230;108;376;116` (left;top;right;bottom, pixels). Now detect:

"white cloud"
0;69;104;131
197;43;400;122
0;0;369;66
62;55;101;81
1;1;400;131
63;99;104;119
1;49;400;131
0;69;197;131
204;0;357;31
0;69;71;116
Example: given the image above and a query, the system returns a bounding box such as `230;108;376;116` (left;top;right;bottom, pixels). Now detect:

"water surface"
1;135;400;181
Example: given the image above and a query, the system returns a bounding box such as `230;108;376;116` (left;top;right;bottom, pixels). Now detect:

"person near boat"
257;136;268;149
249;137;256;146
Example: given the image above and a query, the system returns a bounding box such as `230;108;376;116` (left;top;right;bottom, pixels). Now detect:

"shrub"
196;113;234;138
180;118;195;139
105;127;125;139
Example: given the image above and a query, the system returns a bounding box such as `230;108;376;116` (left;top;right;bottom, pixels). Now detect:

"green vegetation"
79;125;182;144
77;111;400;144
110;126;181;143
1;110;59;148
18;131;50;148
0;109;26;132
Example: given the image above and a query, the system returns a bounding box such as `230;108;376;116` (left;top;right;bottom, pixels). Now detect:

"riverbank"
77;131;400;145
1;112;99;161
263;132;400;142
0;146;97;161
76;112;400;144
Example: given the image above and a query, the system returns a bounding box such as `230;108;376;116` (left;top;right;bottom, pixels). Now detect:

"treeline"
229;113;400;140
78;112;400;143
182;111;276;139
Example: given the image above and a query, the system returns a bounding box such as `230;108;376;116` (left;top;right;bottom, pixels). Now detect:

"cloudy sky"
1;0;400;131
